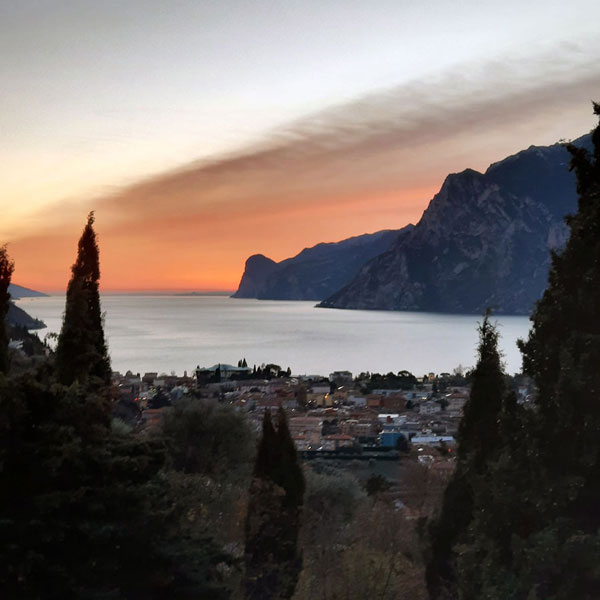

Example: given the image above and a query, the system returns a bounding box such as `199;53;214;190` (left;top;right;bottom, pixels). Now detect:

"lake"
16;295;532;377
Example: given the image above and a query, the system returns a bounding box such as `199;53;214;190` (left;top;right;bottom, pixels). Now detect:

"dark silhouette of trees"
55;212;111;388
426;311;507;599
244;408;305;599
0;217;232;599
428;103;600;600
0;245;14;374
504;102;600;598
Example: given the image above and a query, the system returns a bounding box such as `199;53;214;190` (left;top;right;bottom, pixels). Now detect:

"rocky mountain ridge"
233;228;412;301
319;134;592;314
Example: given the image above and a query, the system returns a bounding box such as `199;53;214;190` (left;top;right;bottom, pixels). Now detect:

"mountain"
8;284;47;298
319;134;593;315
233;228;412;301
6;285;47;330
234;255;279;298
7;303;45;330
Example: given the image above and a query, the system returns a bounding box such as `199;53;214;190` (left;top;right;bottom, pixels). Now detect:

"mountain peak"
319;133;589;314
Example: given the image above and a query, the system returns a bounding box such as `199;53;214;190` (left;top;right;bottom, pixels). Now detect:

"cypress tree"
0;245;14;374
519;103;600;525
55;212;111;388
506;103;600;597
426;311;507;599
440;103;600;600
244;408;305;600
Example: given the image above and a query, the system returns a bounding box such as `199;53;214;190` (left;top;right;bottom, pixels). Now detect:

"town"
112;361;530;471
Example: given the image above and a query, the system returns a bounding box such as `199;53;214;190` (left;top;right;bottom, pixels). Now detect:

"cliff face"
319;134;592;314
7;303;45;330
232;228;412;301
233;255;279;298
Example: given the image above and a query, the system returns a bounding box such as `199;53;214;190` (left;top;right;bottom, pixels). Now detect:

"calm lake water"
16;295;532;377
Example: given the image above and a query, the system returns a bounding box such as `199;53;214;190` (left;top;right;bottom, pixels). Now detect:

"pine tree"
0;245;15;374
426;311;507;599
55;212;111;388
244;408;305;600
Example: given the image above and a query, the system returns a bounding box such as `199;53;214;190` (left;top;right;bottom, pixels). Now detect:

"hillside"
233;228;412;301
319;134;592;314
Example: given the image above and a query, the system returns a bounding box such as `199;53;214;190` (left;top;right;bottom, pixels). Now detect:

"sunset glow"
2;1;599;292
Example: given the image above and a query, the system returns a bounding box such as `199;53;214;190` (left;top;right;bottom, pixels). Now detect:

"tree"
435;103;600;600
0;369;232;599
0;245;14;374
426;311;507;599
505;103;600;597
365;474;392;497
161;397;255;478
244;408;305;599
55;212;111;388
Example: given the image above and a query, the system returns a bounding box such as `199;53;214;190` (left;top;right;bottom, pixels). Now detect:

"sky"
2;0;599;292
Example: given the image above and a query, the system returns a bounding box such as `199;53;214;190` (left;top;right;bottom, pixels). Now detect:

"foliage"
295;487;426;600
0;368;234;599
244;409;305;600
303;465;364;522
55;212;111;388
0;223;235;598
494;102;600;598
160;397;255;478
359;370;417;392
427;104;600;600
0;245;15;374
365;473;392;497
426;311;507;599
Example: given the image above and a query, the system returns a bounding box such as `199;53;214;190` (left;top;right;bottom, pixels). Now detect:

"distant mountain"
233;228;412;301
319;134;592;314
8;284;47;298
7;303;45;330
234;255;279;298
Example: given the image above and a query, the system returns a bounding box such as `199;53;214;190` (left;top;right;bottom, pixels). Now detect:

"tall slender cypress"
55;212;111;387
0;245;15;374
427;312;507;599
244;408;305;600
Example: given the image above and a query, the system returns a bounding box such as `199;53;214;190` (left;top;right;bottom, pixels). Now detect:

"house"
419;400;442;415
289;416;323;447
329;371;353;386
195;363;251;381
321;434;355;451
311;384;331;395
367;393;385;409
347;394;367;407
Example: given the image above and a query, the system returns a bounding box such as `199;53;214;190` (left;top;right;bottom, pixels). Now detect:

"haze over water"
18;295;531;377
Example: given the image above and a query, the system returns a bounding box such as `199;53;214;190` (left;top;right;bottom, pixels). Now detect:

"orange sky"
4;34;600;292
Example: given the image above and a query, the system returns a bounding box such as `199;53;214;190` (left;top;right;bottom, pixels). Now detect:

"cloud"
9;41;600;290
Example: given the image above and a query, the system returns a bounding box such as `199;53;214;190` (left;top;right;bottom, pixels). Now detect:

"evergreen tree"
0;245;14;374
244;408;305;600
505;102;600;598
0;368;231;599
55;212;111;388
439;103;600;600
426;311;507;599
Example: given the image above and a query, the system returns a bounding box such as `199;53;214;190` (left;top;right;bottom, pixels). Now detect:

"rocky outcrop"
7;303;45;330
233;228;412;301
319;134;592;314
233;255;279;298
